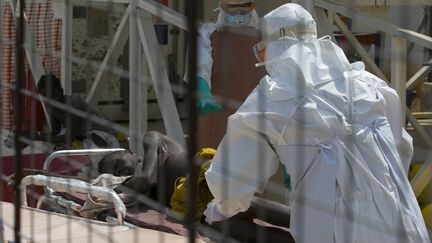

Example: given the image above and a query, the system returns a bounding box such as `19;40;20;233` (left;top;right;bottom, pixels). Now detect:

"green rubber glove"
197;77;222;116
283;170;292;192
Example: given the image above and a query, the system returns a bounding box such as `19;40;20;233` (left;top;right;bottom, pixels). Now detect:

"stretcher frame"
20;148;128;225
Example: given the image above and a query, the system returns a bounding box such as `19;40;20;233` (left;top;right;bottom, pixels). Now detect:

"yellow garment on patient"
170;148;215;221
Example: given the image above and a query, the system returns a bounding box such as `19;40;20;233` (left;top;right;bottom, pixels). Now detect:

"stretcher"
15;149;206;239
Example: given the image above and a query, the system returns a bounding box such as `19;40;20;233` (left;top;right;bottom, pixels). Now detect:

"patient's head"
98;150;140;176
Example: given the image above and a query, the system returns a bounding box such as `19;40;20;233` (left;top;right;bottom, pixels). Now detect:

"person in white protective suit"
204;3;430;243
187;0;269;151
191;0;260;116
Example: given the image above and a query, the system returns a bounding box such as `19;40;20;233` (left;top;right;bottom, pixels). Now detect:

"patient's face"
99;151;140;176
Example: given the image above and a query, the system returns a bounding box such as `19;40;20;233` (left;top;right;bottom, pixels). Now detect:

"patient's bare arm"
97;131;188;206
117;131;188;205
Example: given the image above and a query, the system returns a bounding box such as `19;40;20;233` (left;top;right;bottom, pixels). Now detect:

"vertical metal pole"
169;0;179;87
391;36;407;126
139;46;147;158
185;0;198;242
14;0;25;242
129;0;140;155
61;0;73;95
133;9;145;158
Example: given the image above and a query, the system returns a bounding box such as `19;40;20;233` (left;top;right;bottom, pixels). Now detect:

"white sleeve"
205;117;279;218
372;75;413;174
183;23;216;87
398;129;414;174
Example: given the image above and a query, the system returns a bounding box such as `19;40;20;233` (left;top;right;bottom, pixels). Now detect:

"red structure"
1;3;62;132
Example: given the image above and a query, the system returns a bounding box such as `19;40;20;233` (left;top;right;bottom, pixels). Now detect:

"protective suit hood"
260;3;316;40
256;3;353;102
253;3;317;63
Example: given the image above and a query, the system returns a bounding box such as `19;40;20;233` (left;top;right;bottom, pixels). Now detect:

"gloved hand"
283;170;292;192
203;200;228;225
197;77;222;116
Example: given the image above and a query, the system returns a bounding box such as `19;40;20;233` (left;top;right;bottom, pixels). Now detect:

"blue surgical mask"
224;12;252;27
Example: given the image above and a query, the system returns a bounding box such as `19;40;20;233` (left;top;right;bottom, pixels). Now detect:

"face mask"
223;12;252;27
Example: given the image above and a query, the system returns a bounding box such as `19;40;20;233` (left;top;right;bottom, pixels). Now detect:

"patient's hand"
118;193;138;207
6;173;16;189
117;175;153;195
6;171;29;189
6;169;42;189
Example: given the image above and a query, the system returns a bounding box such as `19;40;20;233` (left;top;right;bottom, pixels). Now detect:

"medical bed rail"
42;148;125;194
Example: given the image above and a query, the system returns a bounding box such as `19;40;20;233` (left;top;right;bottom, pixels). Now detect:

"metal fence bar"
13;0;25;242
60;0;73;95
185;0;198;242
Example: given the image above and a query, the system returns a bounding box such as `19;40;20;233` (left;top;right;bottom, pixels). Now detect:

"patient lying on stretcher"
9;131;293;242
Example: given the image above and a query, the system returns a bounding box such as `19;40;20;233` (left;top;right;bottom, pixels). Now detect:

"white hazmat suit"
204;3;430;243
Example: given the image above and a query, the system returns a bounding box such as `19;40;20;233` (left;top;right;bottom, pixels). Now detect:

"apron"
197;26;267;149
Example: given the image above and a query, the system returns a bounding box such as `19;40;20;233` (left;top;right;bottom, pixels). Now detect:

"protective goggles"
220;2;256;15
253;24;318;63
